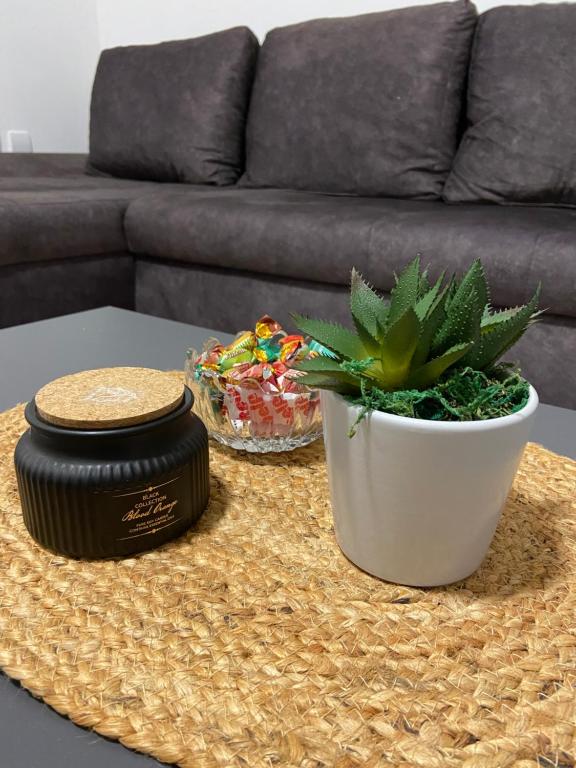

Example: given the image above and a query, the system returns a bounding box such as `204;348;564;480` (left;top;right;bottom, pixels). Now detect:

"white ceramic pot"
321;387;539;587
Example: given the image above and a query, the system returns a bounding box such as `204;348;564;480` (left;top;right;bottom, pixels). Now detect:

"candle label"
91;472;190;544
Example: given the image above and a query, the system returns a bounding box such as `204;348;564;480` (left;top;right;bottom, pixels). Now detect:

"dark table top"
0;306;574;768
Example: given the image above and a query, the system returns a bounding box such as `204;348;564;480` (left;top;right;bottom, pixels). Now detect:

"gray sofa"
1;1;575;409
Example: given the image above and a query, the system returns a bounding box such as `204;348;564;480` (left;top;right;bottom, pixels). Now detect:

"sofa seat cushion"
0;153;89;178
125;188;576;318
0;175;180;267
444;4;576;206
126;186;398;284
242;1;476;197
89;28;259;185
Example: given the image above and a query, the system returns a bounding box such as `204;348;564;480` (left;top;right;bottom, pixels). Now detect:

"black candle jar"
14;386;210;559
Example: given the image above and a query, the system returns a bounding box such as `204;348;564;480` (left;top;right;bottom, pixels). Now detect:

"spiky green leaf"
379;307;421;388
350;269;388;341
443;276;458;313
388;257;421;326
418;265;430;296
293;372;359;394
451;259;490;311
432;285;482;355
291;315;369;360
461;287;541;369
294;357;342;372
405;342;472;389
411;285;450;368
293;357;357;384
481;305;534;331
414;272;446;321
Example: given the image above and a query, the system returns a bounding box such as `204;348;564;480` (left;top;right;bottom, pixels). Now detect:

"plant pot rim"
323;384;538;434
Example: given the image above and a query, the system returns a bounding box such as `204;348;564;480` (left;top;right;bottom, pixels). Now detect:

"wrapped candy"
186;316;326;449
191;315;325;395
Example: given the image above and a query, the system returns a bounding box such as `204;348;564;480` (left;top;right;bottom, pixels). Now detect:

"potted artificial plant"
294;258;540;587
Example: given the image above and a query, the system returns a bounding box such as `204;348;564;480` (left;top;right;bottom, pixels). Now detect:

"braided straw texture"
0;402;575;768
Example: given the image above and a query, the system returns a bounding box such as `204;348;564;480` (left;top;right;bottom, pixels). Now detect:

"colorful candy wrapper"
189;316;328;439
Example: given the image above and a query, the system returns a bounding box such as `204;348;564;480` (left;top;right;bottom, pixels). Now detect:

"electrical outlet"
6;130;33;153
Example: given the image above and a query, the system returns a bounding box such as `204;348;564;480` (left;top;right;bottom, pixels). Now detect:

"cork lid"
35;367;185;429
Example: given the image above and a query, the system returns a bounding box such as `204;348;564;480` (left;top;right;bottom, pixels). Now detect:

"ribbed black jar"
14;387;210;559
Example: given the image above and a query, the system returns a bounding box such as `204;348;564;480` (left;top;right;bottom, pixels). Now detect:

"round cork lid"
35;367;185;429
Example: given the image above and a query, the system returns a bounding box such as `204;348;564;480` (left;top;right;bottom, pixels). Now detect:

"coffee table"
0;306;574;768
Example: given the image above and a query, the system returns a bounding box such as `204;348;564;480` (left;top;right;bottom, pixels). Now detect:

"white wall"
97;0;444;47
0;0;560;153
96;0;549;48
0;0;100;153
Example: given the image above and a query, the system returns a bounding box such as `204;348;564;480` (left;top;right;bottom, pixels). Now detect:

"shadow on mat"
452;488;572;598
190;474;229;535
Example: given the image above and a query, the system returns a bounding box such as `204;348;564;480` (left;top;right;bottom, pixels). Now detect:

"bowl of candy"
186;316;326;452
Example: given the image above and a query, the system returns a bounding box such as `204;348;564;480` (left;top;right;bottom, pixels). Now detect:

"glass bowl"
185;351;322;453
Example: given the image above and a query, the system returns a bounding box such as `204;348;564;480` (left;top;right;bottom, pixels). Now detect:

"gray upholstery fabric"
1;152;574;411
135;258;576;410
0;175;156;194
509;313;576;412
444;4;576;205
125;188;576;318
0;175;182;267
89;28;259;185
367;201;576;317
0;153;88;177
242;1;476;197
134;258;349;334
126;186;396;280
0;253;134;328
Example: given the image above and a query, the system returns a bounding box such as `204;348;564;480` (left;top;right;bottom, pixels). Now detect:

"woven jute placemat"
0;395;575;768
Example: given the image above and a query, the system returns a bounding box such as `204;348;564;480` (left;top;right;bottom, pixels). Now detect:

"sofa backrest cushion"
89;28;259;185
444;4;576;206
241;1;477;198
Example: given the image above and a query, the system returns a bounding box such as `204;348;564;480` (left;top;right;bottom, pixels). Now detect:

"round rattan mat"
0;397;575;768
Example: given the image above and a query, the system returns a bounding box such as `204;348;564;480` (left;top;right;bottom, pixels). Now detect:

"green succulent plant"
292;258;540;395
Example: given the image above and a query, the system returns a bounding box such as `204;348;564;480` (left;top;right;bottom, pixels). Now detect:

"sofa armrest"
0;153;88;178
